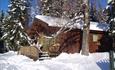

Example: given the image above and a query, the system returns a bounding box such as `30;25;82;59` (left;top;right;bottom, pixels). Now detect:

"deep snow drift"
0;51;110;70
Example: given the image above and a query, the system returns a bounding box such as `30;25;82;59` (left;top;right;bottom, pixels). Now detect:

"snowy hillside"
0;51;110;70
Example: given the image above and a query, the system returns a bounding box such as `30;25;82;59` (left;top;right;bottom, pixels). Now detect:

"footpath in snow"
0;51;110;70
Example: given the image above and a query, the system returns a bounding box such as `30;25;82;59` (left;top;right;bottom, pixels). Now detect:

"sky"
0;0;108;13
0;0;9;12
97;0;107;9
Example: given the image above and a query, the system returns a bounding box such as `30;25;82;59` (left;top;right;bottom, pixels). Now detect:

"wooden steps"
39;52;51;60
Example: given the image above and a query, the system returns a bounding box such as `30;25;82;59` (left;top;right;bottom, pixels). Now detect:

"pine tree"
0;10;4;23
0;11;6;53
1;0;31;51
90;0;107;22
90;0;98;22
41;0;82;18
105;0;115;35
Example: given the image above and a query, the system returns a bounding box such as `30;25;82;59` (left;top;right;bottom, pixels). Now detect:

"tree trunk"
81;0;90;55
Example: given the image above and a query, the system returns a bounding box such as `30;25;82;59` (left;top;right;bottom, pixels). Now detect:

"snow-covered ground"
0;51;110;70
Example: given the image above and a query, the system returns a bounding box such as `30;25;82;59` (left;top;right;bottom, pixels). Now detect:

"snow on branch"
54;14;84;38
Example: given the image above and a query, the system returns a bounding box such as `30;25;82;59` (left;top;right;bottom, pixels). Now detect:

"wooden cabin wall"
88;32;103;52
96;32;113;52
27;19;50;38
27;19;112;53
89;31;112;52
57;29;82;53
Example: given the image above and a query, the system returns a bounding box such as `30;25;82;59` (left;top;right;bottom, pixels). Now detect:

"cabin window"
93;34;98;42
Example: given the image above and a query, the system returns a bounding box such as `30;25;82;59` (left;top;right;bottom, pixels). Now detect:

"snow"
18;22;24;29
8;4;12;7
35;15;109;31
20;6;26;11
1;33;8;39
111;18;115;22
35;15;68;27
10;36;14;40
108;0;112;3
106;5;110;9
10;8;16;12
0;51;110;70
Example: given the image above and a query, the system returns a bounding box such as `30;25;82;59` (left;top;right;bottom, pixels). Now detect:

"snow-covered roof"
35;15;69;27
35;15;109;31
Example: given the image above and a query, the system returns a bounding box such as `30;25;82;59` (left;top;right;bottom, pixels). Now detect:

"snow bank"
0;51;110;70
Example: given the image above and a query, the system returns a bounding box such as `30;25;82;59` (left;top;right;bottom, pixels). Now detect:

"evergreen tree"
0;10;4;22
90;0;98;22
1;0;31;51
0;11;6;53
41;0;82;18
105;0;115;35
90;0;107;22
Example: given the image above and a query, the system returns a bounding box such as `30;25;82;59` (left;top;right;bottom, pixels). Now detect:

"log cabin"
27;15;112;54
